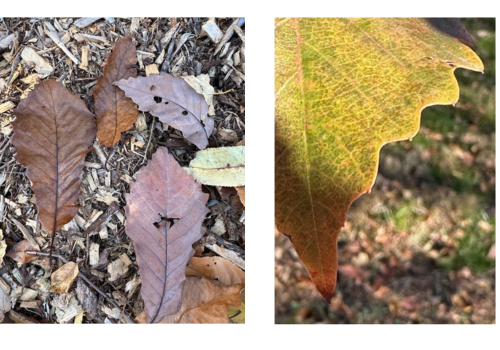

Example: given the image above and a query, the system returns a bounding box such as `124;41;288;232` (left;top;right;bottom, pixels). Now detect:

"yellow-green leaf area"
275;18;483;300
189;146;245;187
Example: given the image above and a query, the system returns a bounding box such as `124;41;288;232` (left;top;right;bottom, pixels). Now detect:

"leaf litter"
0;17;245;323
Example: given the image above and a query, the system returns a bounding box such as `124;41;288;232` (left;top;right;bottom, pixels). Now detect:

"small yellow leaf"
189;146;245;187
50;262;79;294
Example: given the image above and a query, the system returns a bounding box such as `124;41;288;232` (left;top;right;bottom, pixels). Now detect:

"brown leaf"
235;186;245;206
125;147;209;323
12;80;96;244
50;261;79;294
160;276;243;323
6;240;39;264
115;74;213;149
94;36;138;147
186;256;245;286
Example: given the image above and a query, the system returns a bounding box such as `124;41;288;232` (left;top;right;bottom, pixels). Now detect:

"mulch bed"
0;17;245;323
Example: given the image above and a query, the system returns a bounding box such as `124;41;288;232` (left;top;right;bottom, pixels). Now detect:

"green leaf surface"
275;18;483;301
189;146;245;187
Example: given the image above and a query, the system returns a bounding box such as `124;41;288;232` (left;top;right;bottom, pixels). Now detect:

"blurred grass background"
275;18;495;324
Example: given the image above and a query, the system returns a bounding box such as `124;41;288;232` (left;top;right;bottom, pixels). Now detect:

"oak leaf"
93;36;138;147
12;80;96;247
115;74;213;149
6;240;39;264
275;18;483;300
125;147;209;323
160;276;243;323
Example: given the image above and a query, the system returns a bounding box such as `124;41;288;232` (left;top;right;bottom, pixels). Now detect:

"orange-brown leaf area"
93;36;138;147
0;17;245;324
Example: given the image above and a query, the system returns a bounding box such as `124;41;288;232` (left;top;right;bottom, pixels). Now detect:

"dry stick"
141;114;155;164
25;250;136;324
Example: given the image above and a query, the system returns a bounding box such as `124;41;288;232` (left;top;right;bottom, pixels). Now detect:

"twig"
142;114;155;164
25;250;136;324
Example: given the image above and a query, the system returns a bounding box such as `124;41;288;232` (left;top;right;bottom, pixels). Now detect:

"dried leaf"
160;277;243;323
12;80;96;245
186;256;245;286
125;147;209;323
115;74;213;149
94;36;138;147
6;240;39;264
235;186;245;206
188;146;245;187
51;262;79;294
182;74;215;116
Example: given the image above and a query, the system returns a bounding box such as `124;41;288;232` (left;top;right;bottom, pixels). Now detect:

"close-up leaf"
160;276;243;324
115;74;213;149
188;145;245;187
125;147;209;323
11;80;96;248
275;18;484;300
93;36;138;147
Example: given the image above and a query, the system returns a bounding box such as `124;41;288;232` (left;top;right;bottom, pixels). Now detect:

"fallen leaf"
94;36;138;147
160;276;243;323
188;146;245;187
12;80;96;248
6;240;39;264
51;262;79;294
125;147;209;323
227;288;245;324
275;18;483;300
186;256;245;286
182;74;215;115
115;74;213;149
235;186;245;206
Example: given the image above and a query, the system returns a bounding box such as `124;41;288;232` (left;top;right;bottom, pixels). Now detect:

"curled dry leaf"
160;276;243;323
188;145;245;187
115;74;213;149
6;240;39;264
12;80;96;248
50;262;79;294
186;256;245;286
125;147;209;323
93;36;138;147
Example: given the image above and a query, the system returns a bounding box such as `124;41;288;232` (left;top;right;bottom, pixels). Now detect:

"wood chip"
205;243;245;270
0;33;16;49
79;45;89;71
20;47;53;75
145;64;159;76
89;243;99;266
107;254;132;282
74;17;101;28
44;27;80;64
73;33;108;45
201;19;223;44
0;101;15;114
